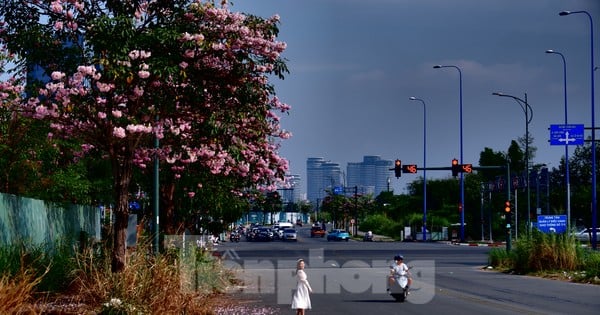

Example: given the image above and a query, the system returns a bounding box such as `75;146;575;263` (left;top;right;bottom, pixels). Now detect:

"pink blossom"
187;192;195;198
138;70;150;79
51;71;65;81
54;21;63;30
67;21;78;30
98;112;107;119
50;1;62;13
112;110;122;118
113;127;126;138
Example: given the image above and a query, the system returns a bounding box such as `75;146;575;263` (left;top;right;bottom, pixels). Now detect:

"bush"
488;248;513;269
360;214;401;236
488;230;600;283
0;239;78;293
71;240;237;313
0;237;240;313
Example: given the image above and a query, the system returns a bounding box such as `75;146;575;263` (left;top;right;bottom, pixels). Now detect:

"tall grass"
70;240;237;314
0;264;44;314
0;236;240;313
0;239;77;292
488;229;600;283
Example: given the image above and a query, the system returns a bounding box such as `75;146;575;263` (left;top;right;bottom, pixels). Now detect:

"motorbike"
387;267;411;302
363;231;373;242
229;232;240;242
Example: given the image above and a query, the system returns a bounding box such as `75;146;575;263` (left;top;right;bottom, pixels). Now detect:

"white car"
573;228;599;242
282;228;297;241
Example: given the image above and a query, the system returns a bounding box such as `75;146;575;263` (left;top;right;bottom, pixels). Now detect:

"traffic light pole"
506;163;512;252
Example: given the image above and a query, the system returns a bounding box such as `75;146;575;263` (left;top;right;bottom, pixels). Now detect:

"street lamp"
409;96;427;241
493;92;533;234
559;10;597;250
434;64;465;242
545;49;571;229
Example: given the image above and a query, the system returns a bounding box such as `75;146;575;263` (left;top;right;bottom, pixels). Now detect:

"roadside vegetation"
0;236;242;314
488;230;600;284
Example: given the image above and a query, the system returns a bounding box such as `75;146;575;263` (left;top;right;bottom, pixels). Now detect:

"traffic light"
504;200;511;213
451;158;460;176
402;164;418;174
394;159;402;178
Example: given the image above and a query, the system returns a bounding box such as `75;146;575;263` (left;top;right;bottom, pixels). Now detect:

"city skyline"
233;0;600;197
306;155;394;205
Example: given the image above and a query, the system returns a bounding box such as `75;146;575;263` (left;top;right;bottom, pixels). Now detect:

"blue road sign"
536;215;567;233
549;124;584;145
333;186;343;195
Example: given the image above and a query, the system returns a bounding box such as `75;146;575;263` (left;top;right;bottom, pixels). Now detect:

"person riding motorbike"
388;254;412;292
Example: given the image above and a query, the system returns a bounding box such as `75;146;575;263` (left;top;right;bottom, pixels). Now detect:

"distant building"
347;156;393;196
282;174;302;203
306;157;342;205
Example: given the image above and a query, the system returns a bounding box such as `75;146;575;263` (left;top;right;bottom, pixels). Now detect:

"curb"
451;242;504;247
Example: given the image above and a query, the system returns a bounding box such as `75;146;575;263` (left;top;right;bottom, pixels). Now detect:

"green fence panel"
0;193;100;247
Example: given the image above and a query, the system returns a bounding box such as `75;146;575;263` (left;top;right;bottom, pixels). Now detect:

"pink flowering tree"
1;0;290;272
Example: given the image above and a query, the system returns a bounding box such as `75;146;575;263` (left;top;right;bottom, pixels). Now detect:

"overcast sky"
232;0;600;196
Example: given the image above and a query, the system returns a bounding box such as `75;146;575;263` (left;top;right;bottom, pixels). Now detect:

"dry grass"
66;243;237;314
1;240;272;314
0;268;43;314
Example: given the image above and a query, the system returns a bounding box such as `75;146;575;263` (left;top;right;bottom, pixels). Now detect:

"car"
572;228;599;242
310;226;326;238
327;229;350;241
282;228;298;241
253;227;273;241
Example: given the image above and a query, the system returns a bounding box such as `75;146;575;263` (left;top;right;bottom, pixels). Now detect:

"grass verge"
488;230;600;284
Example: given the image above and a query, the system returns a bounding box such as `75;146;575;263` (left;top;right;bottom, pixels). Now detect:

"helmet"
394;254;404;261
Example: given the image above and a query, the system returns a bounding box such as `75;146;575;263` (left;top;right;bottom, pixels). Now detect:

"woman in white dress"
291;258;312;315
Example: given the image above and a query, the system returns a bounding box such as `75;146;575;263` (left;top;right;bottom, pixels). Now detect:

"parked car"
311;226;326;238
282;228;298;241
327;229;350;241
573;228;599;242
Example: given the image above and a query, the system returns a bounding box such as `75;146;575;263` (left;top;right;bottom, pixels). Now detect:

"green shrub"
0;238;78;293
582;250;600;279
488;248;513;269
488;229;600;283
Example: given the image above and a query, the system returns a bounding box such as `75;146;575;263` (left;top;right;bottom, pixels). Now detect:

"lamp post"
493;92;533;234
409;96;427;241
434;64;465;242
559;10;597;250
545;49;571;229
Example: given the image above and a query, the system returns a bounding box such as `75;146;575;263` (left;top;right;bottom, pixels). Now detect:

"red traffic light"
504;200;511;213
451;158;460;176
394;159;402;178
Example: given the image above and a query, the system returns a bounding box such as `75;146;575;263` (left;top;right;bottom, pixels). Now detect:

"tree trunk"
111;158;133;273
161;181;177;235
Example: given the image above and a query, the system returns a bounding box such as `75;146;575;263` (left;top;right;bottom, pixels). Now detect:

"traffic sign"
536;215;567;234
549;124;584;146
402;164;417;174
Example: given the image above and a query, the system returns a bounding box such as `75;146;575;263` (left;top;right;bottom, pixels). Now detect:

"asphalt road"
216;226;600;315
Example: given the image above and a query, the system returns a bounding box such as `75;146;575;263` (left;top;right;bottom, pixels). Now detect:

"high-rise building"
282;174;302;203
347;156;393;196
306;157;342;205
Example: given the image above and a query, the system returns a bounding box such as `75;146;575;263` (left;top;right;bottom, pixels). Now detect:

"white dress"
291;269;312;310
